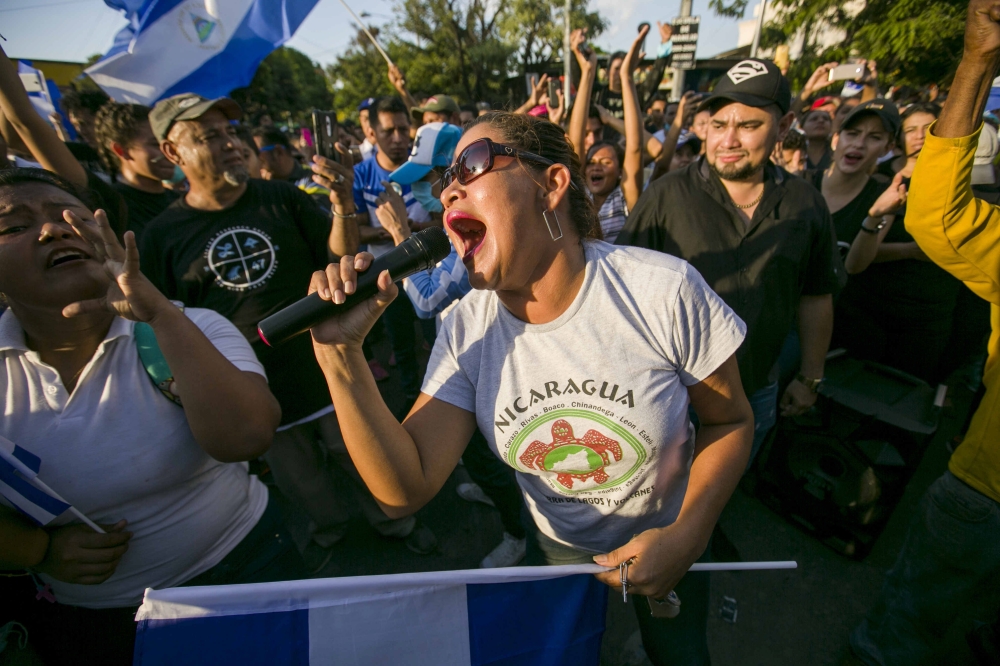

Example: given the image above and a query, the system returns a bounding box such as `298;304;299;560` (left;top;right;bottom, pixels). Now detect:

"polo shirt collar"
0;309;133;354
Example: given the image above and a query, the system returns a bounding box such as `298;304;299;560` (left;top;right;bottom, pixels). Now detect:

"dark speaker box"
753;354;943;559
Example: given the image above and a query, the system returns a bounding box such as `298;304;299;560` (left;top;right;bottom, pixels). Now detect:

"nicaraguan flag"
0;436;71;526
133;565;609;665
86;0;321;105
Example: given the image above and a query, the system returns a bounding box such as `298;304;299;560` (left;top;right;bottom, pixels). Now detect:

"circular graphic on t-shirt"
205;228;277;291
508;409;647;494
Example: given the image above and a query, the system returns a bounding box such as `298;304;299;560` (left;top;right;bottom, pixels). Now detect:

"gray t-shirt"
423;241;746;553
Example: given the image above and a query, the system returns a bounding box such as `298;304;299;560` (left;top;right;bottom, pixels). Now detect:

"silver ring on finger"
334;174;344;184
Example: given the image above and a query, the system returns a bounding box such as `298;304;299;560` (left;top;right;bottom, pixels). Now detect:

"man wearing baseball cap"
411;94;462;128
139;93;434;569
618;58;843;472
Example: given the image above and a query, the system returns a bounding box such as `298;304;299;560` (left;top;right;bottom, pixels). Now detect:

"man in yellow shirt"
849;1;1000;664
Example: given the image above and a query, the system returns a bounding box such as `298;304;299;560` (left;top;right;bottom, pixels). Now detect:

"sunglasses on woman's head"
442;138;559;188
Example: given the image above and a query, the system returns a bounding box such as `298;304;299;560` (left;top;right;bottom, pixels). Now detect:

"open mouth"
446;212;487;262
587;173;606;190
842;151;864;167
47;248;91;268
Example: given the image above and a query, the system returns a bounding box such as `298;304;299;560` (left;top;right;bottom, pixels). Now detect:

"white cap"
972;123;998;185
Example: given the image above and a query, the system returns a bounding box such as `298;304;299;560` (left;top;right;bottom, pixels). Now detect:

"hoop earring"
542;209;563;241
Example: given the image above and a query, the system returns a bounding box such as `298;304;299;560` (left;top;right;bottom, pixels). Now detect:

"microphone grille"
415;226;452;262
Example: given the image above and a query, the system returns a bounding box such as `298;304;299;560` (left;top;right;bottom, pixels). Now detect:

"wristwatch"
859;215;889;234
796;374;824;393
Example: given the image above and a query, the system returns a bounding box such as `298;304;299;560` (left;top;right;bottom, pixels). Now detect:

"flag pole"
337;0;395;68
29;477;105;534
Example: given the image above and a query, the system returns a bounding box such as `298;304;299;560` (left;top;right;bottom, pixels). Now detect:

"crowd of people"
1;2;999;664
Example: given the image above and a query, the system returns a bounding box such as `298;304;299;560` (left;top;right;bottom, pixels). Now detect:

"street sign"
671;16;700;70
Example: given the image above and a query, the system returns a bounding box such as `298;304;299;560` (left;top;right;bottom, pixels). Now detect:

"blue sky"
2;0;745;69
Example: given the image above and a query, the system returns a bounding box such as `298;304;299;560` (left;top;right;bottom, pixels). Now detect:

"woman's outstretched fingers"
354;252;374;272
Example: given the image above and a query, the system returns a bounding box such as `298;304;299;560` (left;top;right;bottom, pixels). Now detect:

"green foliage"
760;0;966;89
327;0;608;116
230;47;333;125
708;0;749;20
498;0;606;72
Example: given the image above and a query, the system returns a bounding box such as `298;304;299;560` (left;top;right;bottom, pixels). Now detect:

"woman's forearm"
675;418;752;552
845;216;894;273
148;305;280;462
620;72;644;211
315;343;439;516
568;62;596;164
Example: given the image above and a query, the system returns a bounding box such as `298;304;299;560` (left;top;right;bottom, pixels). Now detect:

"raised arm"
650;91;695;182
635;21;673;108
568;29;598;164
619;27;648;211
309;255;478;516
514;75;550;115
903;0;1000;305
388;64;419;114
0;45;87;187
63;210;281;462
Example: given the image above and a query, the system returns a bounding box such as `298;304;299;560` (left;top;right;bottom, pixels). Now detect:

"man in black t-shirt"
140;93;435;568
94;102;179;241
618;59;843;468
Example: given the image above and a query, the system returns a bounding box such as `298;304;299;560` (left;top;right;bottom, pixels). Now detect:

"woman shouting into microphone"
310;108;753;664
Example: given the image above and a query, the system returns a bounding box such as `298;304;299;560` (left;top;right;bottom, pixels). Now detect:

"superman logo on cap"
727;60;769;85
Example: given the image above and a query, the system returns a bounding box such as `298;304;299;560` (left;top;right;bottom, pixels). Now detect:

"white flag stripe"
308;584;470;666
87;0;257;105
0;435;39;479
137;564;606;620
0;477;67;525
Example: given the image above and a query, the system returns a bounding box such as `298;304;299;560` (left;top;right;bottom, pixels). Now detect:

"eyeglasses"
442;138;558;188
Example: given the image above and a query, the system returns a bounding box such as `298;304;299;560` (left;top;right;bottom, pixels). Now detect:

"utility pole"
672;0;693;101
564;0;572;107
750;0;768;58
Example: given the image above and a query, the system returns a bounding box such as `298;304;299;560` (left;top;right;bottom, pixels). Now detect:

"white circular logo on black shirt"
206;227;276;291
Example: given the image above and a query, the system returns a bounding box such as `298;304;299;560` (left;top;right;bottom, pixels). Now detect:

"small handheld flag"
0;436;103;533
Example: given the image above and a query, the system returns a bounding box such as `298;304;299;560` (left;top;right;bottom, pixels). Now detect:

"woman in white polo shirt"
0;169;301;665
307;111;754;665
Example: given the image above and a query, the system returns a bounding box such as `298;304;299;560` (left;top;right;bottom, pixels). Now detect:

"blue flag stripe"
134;609;309;666
12;444;41;474
466;575;608;666
0;460;71;521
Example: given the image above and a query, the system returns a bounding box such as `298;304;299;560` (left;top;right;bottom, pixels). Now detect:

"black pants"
9;495;305;666
524;523;712;666
462;428;526;539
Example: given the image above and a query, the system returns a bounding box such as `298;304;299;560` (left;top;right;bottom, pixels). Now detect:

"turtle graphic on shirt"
519;419;623;489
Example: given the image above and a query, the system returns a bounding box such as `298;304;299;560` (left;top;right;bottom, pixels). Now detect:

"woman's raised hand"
62;209;171;322
622;23;650;80
308;253;397;348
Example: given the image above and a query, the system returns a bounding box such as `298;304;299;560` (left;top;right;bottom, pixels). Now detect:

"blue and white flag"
133;565;609;665
17;62;56;121
0;436;71;526
86;0;321;105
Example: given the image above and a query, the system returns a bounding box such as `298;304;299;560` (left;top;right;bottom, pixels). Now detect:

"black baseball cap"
698;59;791;115
149;93;242;141
840;98;901;137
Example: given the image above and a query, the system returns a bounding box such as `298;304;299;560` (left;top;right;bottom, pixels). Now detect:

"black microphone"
257;227;451;347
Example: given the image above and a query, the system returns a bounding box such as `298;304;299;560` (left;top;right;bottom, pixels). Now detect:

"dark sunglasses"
442;138;560;188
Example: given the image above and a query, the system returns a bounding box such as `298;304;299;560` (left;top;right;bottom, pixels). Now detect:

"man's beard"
709;154;766;182
223;165;250;186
